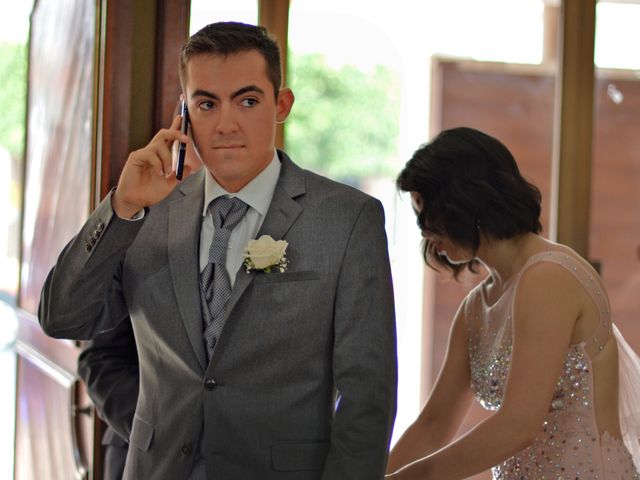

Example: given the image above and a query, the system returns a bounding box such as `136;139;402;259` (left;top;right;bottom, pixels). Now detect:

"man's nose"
216;104;238;133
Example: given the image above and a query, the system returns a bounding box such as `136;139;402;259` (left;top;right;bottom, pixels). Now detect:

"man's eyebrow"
190;85;265;101
191;89;219;100
232;85;265;98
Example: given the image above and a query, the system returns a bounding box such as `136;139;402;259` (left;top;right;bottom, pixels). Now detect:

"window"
189;0;258;33
286;0;549;452
590;1;640;350
0;2;32;476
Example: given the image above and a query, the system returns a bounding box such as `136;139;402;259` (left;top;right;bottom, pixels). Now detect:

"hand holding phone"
176;100;189;180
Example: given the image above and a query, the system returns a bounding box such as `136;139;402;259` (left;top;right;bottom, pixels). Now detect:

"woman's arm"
386;300;473;473
388;262;582;479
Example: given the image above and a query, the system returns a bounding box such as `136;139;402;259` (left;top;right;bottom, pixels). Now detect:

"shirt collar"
202;150;281;217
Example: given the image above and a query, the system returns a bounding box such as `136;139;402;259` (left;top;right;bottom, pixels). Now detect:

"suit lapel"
254;154;305;241
168;169;208;372
209;153;305;365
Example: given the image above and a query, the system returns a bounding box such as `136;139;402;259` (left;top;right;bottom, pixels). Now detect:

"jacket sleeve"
39;193;144;340
77;315;139;442
322;196;398;479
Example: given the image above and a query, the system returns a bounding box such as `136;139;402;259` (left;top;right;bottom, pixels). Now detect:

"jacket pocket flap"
129;416;154;452
271;440;329;471
254;270;322;284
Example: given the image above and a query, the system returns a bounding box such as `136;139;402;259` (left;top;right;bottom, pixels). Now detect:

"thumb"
167;165;193;187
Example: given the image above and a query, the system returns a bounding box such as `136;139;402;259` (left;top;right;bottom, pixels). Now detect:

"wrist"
112;190;143;219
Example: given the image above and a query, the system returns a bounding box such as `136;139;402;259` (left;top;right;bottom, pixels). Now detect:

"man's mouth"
213;144;244;149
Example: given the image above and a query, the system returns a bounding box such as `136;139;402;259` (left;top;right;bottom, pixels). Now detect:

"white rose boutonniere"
243;235;289;274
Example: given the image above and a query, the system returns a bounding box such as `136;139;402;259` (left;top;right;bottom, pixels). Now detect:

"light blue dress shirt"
198;150;281;286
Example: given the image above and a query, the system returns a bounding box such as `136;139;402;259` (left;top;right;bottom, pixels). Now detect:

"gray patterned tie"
200;196;248;360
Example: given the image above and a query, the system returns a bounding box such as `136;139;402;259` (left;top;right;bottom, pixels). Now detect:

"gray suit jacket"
40;152;397;479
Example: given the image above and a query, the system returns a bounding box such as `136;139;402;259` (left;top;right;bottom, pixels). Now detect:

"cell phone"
176;100;189;180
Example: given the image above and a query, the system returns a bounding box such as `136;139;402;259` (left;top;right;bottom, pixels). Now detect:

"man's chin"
213;147;247;161
206;149;245;165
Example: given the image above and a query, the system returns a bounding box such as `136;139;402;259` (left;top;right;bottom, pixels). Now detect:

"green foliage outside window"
0;42;28;158
285;53;400;181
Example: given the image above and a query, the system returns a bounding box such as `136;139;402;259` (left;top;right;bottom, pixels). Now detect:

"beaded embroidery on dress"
465;251;640;479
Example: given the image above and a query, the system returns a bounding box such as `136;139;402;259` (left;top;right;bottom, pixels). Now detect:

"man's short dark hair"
397;126;542;278
179;21;282;98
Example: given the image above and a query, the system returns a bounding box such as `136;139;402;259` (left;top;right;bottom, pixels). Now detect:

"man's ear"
276;88;295;123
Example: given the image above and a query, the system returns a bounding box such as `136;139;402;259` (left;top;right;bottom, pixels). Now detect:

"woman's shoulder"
518;242;601;286
513;242;604;321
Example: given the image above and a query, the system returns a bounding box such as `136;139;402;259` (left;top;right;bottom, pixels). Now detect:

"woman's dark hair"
397;127;542;278
179;22;282;98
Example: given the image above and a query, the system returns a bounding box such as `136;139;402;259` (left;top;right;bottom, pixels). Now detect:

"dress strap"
520;251;613;358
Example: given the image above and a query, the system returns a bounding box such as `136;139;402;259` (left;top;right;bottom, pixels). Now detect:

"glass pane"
595;1;640;70
286;1;553;470
285;0;422;447
0;2;32;477
0;2;30;307
189;0;258;33
20;0;95;314
591;2;640;353
425;0;544;64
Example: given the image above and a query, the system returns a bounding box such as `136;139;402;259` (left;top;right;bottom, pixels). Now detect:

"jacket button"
204;378;217;390
181;444;192;456
96;222;105;232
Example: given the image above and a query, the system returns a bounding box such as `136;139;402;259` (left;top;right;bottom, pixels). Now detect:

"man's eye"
199;101;214;111
240;98;258;107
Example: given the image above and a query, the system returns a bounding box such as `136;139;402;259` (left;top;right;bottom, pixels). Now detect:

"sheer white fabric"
615;324;640;471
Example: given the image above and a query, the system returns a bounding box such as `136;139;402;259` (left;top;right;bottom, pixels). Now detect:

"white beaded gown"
464;251;640;479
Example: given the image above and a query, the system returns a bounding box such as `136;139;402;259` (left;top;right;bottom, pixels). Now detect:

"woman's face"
410;192;474;265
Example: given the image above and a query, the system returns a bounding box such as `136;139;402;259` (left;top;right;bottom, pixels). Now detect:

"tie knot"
209;196;248;231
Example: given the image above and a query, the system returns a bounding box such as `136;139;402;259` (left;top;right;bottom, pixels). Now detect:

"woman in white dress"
386;127;640;479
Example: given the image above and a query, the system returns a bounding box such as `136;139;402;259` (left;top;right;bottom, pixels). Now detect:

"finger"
160;129;189;147
151;117;189;147
170;114;189;143
164;165;190;187
147;154;166;176
170;114;182;130
153;142;173;175
129;147;162;174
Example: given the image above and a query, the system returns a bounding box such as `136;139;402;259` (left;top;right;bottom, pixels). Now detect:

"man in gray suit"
40;22;397;479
